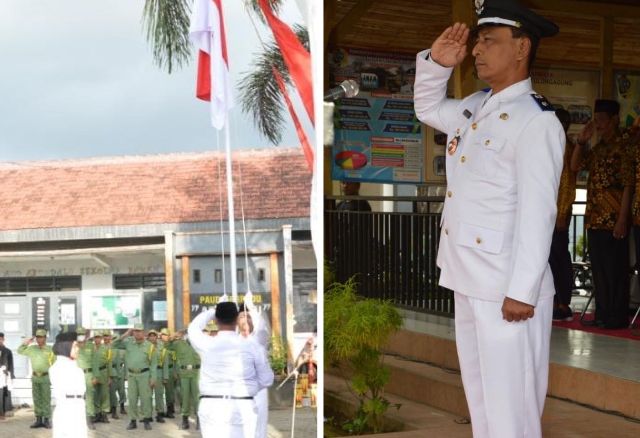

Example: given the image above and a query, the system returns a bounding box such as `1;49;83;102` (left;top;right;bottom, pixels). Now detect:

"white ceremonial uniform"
246;308;271;438
188;310;274;438
49;356;87;438
414;50;564;438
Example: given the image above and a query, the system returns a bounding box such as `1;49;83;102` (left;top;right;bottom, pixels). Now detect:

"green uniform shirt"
110;347;126;379
17;344;55;373
112;337;158;381
76;342;99;378
93;343;111;382
150;341;170;381
167;339;200;370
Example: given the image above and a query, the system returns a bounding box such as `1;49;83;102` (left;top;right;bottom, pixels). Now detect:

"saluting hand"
431;22;470;68
23;337;34;346
502;297;535;322
577;121;595;145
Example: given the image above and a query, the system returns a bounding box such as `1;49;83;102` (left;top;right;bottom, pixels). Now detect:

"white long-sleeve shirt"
188;309;274;397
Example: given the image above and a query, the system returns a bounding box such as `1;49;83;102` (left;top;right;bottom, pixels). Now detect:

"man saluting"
414;0;564;436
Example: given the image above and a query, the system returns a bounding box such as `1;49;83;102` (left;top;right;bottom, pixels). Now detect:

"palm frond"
238;25;309;145
244;0;284;24
142;0;192;74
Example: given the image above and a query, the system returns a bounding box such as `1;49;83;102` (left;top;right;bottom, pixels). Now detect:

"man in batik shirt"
572;99;634;329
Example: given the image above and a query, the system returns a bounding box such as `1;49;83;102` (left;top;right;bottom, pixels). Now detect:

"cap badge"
475;0;484;15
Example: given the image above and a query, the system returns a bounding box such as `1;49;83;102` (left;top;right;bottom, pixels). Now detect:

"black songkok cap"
476;0;559;39
215;302;239;322
594;99;620;116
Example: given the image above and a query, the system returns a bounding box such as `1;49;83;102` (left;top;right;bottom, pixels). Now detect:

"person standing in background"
18;329;55;429
0;332;15;420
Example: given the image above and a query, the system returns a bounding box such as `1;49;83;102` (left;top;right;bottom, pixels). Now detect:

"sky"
0;0;310;162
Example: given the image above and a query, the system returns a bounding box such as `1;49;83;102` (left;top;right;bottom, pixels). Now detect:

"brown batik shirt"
556;138;577;229
583;129;635;231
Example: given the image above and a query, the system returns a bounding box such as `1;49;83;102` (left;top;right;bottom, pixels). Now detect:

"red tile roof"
0;148;311;231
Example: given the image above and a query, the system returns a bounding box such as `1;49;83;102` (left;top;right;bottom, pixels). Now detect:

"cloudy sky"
0;0;309;162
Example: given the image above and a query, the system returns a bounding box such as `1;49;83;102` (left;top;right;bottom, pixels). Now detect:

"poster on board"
90;294;141;329
614;71;640;128
329;48;425;184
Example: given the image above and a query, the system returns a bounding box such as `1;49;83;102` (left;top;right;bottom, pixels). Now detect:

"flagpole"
224;113;238;302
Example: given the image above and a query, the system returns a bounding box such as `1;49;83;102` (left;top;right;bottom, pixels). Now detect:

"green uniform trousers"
31;375;51;418
127;370;152;421
110;377;126;408
164;370;176;408
152;371;165;415
179;372;199;417
84;373;96;417
94;381;110;414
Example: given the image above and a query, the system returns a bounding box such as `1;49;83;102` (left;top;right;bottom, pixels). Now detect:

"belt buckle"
186;365;193;370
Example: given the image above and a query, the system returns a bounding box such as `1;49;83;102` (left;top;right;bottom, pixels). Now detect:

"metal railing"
326;196;588;317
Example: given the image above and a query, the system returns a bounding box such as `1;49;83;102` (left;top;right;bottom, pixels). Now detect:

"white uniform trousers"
52;398;88;438
199;397;258;438
255;388;268;438
454;292;553;438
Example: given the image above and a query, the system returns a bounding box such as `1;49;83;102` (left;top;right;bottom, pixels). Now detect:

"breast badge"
447;136;460;155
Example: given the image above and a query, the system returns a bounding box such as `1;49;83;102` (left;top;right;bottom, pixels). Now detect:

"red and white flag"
190;0;233;130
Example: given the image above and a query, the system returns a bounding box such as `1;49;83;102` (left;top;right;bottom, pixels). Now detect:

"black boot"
30;416;43;428
42;417;51;429
180;415;190;430
87;416;96;430
165;404;175;418
143;418;152;430
126;420;137;430
155;414;165;423
111;406;119;419
101;412;110;423
120;403;127;415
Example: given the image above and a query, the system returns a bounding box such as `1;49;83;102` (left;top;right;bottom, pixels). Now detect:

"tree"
141;0;297;144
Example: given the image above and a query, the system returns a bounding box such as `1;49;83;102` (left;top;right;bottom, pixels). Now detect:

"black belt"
98;365;108;371
200;395;253;400
180;365;200;370
128;367;150;374
168;364;174;368
82;368;92;373
33;371;49;377
65;394;85;399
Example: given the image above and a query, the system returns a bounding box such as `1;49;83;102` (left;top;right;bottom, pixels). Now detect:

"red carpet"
552;313;640;341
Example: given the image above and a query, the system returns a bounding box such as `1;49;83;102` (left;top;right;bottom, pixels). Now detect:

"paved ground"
0;405;317;437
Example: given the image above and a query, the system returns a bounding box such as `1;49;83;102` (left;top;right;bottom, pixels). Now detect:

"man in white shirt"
414;0;563;436
188;302;274;438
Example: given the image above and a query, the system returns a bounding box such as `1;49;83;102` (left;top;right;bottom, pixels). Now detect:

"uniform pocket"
456;222;504;254
467;136;507;178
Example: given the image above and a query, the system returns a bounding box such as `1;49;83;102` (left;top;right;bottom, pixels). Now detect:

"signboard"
189;293;268;319
89;294;141;329
31;296;50;335
329;48;425;184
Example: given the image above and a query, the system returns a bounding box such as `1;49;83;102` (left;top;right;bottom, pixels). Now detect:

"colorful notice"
329;48;424;184
614;72;640;128
90;295;141;329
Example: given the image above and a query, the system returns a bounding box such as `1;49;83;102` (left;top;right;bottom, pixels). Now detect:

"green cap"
160;328;171;336
147;329;158;336
205;321;218;332
35;329;47;337
132;323;144;331
102;329;112;337
77;327;87;335
93;330;103;337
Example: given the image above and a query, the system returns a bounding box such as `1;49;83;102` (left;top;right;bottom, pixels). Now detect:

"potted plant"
268;335;294;408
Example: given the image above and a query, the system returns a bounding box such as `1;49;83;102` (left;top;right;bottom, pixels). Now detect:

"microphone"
324;79;359;102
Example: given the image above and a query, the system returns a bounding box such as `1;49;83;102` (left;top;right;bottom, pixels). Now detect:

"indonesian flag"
190;0;233;130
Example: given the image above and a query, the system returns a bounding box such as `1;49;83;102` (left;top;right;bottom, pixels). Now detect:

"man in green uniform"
159;328;176;418
147;330;167;422
76;327;99;430
17;329;55;429
92;331;111;423
112;324;158;431
104;330;126;418
167;329;200;430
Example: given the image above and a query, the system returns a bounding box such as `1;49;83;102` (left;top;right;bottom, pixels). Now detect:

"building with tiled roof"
0;148;316;390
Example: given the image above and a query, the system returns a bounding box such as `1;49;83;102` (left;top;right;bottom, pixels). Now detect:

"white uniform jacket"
50;356;87;438
414;50;565;306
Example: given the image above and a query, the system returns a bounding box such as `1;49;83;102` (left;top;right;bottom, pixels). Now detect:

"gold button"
476;237;482;244
472;123;478;130
460;155;466;163
445;228;449;235
485;139;491;146
447;191;452;198
500;113;509;120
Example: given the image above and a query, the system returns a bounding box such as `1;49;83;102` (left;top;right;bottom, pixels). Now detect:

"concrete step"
383;329;640;420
